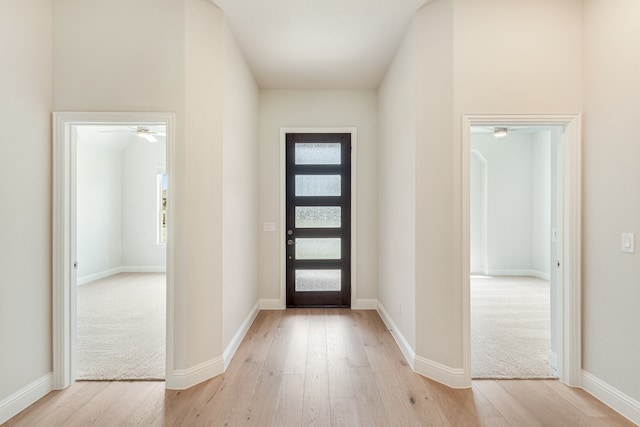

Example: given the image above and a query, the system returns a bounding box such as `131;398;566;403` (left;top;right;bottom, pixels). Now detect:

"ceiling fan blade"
145;134;158;143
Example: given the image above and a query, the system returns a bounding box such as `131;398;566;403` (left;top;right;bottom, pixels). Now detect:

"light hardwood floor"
4;310;634;426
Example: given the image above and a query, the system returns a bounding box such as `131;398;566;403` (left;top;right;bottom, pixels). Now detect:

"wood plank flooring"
3;309;634;426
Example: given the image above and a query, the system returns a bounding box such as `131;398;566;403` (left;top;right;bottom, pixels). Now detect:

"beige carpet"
77;273;166;380
471;275;557;379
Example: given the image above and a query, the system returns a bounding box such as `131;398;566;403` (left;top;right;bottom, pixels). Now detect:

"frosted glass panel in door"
295;206;341;228
295;143;342;165
295;238;341;260
296;270;341;292
295;175;341;197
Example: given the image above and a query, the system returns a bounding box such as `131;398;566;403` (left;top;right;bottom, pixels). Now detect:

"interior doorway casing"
52;112;176;389
461;114;582;387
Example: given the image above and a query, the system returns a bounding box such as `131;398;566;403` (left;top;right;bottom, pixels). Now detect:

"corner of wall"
165;358;224;391
413;357;469;389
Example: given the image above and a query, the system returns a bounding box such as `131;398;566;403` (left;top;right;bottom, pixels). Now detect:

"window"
157;173;167;244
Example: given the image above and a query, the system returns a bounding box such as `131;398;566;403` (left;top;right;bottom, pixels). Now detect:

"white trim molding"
352;299;378;310
260;299;286;310
166;358;224;391
77;266;167;285
377;302;415;370
461;114;582;387
0;373;52;425
279;127;358;308
121;266;167;273
413;357;467;389
485;269;551;281
223;302;260;370
52;112;176;390
582;371;640;425
77;267;123;286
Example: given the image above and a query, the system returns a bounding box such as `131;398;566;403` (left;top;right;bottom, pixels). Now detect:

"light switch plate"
622;233;635;253
263;222;276;232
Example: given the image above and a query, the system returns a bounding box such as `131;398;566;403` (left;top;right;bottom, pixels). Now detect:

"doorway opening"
53;112;175;389
469;125;562;379
461;114;582;387
75;124;167;380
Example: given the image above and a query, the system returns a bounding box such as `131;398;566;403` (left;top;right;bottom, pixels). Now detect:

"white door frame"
52;111;176;389
461;114;582;387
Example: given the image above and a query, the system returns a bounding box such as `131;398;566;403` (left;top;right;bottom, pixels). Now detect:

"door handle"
287;239;295;246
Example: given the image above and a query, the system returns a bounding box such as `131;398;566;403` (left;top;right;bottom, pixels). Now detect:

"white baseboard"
413;356;469;389
223;301;260;370
121;266;166;273
352;299;378;310
582;371;640;426
260;299;285;310
486;269;550;280
77;267;122;285
165;301;260;390
376;303;469;390
376;302;415;370
165;357;224;390
548;349;558;371
78;266;167;285
531;270;551;281
0;373;53;424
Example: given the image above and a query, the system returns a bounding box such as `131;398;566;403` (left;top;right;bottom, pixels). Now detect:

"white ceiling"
213;0;427;89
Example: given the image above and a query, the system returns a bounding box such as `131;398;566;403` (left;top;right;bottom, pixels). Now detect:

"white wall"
222;22;260;351
77;140;124;279
183;0;224;367
76;136;166;283
54;0;226;374
470;131;553;278
414;0;457;369
583;0;640;403
0;0;52;407
381;0;583;377
122;139;167;269
259;89;379;306
378;20;417;350
54;0;259;384
447;0;583;373
471;133;534;274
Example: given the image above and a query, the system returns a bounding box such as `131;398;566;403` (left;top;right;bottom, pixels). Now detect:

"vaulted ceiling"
213;0;427;89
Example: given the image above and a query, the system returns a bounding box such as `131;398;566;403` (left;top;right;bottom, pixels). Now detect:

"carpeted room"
75;125;167;381
470;126;561;379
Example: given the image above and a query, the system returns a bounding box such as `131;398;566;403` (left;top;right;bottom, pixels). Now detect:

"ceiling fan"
99;126;166;142
471;126;554;138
